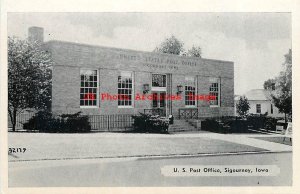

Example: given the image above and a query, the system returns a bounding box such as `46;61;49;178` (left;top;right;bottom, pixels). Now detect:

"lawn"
8;132;266;161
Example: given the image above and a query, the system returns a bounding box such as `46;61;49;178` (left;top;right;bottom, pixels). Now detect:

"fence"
178;108;198;119
8;112;35;130
8;113;136;132
87;114;136;131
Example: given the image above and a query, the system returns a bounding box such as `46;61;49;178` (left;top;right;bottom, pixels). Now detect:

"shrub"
202;117;248;134
201;118;227;133
225;119;248;133
60;112;91;133
23;111;60;132
246;114;266;130
132;113;169;133
149;115;169;133
201;115;280;134
23;111;91;133
247;114;281;131
264;117;278;131
132;113;151;131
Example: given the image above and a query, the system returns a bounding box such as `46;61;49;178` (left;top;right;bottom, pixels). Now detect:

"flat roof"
45;40;234;64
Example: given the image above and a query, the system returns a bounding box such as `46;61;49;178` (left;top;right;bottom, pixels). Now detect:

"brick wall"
44;40;234;117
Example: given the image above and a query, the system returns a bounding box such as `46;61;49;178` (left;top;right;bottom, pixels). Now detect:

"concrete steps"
168;119;198;132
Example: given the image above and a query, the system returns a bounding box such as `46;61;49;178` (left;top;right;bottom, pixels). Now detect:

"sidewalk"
194;133;292;152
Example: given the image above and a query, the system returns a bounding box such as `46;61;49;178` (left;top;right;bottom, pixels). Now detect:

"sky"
7;12;291;95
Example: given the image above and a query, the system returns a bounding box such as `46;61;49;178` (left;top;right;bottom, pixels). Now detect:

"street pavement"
8;152;292;187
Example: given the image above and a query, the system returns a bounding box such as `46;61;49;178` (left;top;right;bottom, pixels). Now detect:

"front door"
152;91;166;116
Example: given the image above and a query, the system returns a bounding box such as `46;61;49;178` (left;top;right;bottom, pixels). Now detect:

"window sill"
118;106;134;108
151;87;167;91
80;106;98;108
185;105;197;108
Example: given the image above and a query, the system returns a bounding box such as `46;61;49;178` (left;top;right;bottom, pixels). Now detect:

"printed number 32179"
8;148;26;154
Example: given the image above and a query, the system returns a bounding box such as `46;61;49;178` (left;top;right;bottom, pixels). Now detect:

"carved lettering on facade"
112;53;197;69
116;53;140;61
145;57;163;63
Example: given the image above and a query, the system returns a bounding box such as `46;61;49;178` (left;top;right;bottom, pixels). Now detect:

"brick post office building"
30;27;234;120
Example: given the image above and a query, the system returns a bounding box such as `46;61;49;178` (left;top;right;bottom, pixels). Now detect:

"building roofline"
243;89;272;101
44;40;234;64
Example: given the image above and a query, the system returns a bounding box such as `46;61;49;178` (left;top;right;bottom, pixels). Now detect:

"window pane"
209;79;220;106
185;76;196;106
118;71;133;107
80;69;98;107
152;74;166;87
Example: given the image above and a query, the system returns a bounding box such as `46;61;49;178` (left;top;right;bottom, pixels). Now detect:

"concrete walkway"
171;133;292;152
94;132;292;152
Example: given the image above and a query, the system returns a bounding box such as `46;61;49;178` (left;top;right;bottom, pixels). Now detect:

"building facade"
31;27;235;118
234;89;284;118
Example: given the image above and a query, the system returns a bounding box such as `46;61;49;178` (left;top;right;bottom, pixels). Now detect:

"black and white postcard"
1;0;299;194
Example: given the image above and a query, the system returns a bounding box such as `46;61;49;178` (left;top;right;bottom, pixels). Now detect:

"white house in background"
235;89;284;118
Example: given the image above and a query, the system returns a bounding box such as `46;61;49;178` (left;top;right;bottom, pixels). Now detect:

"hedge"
23;111;91;133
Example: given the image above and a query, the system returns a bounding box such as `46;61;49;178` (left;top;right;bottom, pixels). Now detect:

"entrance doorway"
152;91;166;116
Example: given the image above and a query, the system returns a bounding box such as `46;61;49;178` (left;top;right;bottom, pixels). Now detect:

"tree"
8;37;52;131
154;35;184;55
154;35;202;58
236;96;250;117
263;78;276;90
186;45;202;58
271;49;292;123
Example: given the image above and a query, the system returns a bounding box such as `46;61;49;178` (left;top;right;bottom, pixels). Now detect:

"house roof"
244;89;272;101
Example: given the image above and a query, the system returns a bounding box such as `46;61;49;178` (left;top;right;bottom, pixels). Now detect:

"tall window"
185;76;196;106
256;104;261;114
118;71;133;107
80;69;98;107
209;78;220;106
152;74;166;88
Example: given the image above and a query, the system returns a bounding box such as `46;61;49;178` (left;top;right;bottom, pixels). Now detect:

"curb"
9;150;292;163
136;150;292;160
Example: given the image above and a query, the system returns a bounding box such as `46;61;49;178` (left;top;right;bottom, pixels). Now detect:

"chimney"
28;26;44;43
